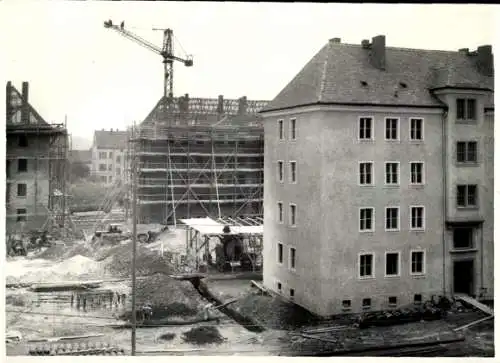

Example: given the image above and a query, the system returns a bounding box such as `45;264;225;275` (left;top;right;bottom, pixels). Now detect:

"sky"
1;2;498;149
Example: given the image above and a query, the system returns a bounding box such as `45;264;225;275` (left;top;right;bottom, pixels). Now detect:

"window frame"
362;298;372;310
456;184;478;208
384;161;400;186
358;252;375;279
410;250;426;276
359;207;375;232
17;183;27;198
277;160;284;183
289;246;296;270
277;242;284;265
289;203;297;227
278;119;284;140
384;251;401;277
16;208;27;222
277;281;282;293
289;118;297;141
456;141;479;164
409;161;425;186
358;116;374;141
277;201;283;224
384;117;400;141
456;98;477;121
385;206;400;232
388;296;398;307
410;205;426;231
289;161;297;184
17;158;28;172
409;117;424;142
358;161;374;186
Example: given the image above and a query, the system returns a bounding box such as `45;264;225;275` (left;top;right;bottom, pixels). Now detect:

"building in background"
91;129;128;185
130;94;268;224
6;81;69;234
260;36;494;316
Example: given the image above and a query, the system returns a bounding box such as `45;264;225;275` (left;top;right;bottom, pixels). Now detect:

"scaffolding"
5;82;71;236
128;95;268;225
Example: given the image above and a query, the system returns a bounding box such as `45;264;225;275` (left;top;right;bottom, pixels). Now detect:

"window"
414;294;423;305
453;228;474;249
289;204;296;226
277;202;283;223
99;164;106;171
457;98;477;120
385;162;399;185
359;162;373;185
277;243;283;264
290;161;297;183
99;152;107;159
277;282;282;292
457;184;478;207
17;183;27;197
362;298;372;309
16;208;27;222
359;253;374;278
359;117;373;140
410;206;425;230
342;300;352;310
359;208;374;232
277;161;284;182
410;118;423;141
385;207;399;231
388;296;397;307
100;176;107;183
411;251;425;275
109;152;113;158
108;164;112;171
410;162;424;185
108;176;113;183
385;252;400;276
278;120;284;140
290;118;296;140
116;155;121;162
18;135;28;147
457;141;478;163
385;118;399;140
289;289;295;298
18;159;27;172
289;247;296;269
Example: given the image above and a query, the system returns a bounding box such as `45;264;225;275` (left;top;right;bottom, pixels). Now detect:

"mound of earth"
119;273;208;321
182;326;225;345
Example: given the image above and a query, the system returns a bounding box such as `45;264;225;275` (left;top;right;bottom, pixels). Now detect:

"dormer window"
457;98;477;121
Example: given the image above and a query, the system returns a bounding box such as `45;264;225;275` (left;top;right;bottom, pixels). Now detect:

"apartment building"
91;129;128;185
6;81;69;233
260;36;494;316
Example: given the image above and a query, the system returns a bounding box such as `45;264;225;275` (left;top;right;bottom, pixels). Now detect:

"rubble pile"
182;326;226;345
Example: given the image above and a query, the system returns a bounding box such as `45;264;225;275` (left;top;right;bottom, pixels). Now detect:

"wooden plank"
302;325;353;334
454;315;493;331
250;280;268;295
455;294;494;316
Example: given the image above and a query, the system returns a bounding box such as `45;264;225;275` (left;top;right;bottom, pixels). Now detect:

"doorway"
453;259;475;296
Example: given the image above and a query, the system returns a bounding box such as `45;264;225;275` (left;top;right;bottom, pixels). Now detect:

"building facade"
90;129;128;185
6;81;69;234
260;36;494;317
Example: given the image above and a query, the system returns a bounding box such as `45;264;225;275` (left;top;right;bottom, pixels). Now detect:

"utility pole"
131;121;138;355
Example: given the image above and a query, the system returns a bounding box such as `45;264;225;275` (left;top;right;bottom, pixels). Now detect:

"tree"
68;161;90;183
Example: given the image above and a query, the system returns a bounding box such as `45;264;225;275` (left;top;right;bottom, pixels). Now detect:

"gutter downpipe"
442;110;447;297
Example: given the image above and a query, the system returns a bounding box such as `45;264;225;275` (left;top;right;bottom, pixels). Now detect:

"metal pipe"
131;122;137;355
442;111;448;296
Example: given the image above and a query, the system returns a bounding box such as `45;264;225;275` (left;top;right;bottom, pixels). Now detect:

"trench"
188;276;266;333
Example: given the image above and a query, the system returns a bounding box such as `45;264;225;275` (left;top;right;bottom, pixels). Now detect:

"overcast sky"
1;2;497;148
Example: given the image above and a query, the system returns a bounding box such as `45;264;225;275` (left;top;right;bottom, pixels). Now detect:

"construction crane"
103;19;193;100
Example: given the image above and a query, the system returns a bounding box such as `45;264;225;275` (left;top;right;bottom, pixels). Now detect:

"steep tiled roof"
93;130;128;150
262;40;494;112
6;82;51;127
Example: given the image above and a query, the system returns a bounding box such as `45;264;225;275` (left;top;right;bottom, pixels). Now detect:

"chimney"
476;45;493;77
361;39;370;49
21;81;29;124
330;37;341;44
217;95;224;114
369;35;386;70
182;93;190;112
238;96;247;115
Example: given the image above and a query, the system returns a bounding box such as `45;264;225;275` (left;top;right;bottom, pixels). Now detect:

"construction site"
5;18;494;357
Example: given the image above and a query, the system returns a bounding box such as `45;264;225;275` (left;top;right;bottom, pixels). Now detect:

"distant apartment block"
260;36;494;316
91;129;128;185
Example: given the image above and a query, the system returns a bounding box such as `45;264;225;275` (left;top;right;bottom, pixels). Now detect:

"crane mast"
104;20;193;100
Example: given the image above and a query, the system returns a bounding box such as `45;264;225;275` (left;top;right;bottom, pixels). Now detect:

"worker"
203;303;214;321
120;21;125;30
140;303;153;321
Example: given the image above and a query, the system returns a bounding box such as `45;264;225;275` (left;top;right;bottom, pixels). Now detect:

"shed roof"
262;40;494;112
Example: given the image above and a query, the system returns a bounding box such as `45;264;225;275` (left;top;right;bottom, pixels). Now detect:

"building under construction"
130;94;268;224
6;81;69;235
